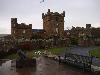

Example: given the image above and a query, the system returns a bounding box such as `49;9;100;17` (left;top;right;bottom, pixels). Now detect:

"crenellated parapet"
11;18;32;39
42;9;65;38
42;9;65;19
11;18;32;29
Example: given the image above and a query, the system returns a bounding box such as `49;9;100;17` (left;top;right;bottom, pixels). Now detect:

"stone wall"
11;18;32;39
42;9;65;38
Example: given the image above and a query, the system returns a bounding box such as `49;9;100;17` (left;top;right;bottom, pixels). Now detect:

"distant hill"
0;34;10;37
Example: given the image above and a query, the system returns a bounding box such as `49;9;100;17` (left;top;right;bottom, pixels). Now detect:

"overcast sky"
0;0;100;34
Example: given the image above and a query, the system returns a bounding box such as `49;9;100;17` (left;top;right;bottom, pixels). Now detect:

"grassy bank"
47;47;66;55
6;47;66;59
90;48;100;58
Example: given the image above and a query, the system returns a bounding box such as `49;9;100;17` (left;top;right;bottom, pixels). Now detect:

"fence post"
83;63;85;72
90;56;93;71
64;54;66;61
58;56;61;64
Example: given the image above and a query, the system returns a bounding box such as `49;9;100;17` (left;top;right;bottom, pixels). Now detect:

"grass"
90;48;100;58
6;47;67;59
7;53;19;60
47;47;66;55
6;50;41;60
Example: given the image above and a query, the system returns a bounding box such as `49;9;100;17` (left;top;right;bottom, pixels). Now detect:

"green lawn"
47;47;66;55
7;53;19;60
6;47;67;59
6;49;42;60
90;48;100;58
7;51;34;60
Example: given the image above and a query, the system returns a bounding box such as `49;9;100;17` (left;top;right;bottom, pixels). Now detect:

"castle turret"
11;18;32;39
11;18;17;28
86;24;91;29
62;11;65;17
42;9;65;38
42;13;44;19
47;9;50;14
11;18;18;38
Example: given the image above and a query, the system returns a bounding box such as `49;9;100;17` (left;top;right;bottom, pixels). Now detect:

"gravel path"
0;57;95;75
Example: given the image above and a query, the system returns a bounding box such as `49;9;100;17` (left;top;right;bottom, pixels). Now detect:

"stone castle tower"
11;18;32;39
42;9;65;38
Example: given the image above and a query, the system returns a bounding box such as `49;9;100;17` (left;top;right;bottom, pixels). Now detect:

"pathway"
64;46;100;67
0;57;95;75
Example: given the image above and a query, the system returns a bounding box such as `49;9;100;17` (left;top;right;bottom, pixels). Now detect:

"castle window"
23;30;25;34
13;24;15;27
56;28;58;33
14;30;15;34
56;17;58;21
48;20;50;21
61;20;63;22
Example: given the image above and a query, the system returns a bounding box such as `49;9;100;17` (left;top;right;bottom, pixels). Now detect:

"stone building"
10;8;67;49
11;18;32;39
78;24;94;46
32;29;46;39
66;24;100;46
11;9;65;39
42;9;65;38
10;12;100;47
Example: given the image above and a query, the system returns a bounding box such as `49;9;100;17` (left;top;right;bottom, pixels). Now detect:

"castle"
11;9;100;46
11;18;32;39
1;9;100;56
65;24;100;46
42;9;65;38
11;9;65;39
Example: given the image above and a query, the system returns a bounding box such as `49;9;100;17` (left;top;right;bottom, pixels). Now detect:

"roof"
32;29;44;32
0;34;10;38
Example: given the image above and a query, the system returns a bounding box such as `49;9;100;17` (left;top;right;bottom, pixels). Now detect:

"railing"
58;53;93;72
